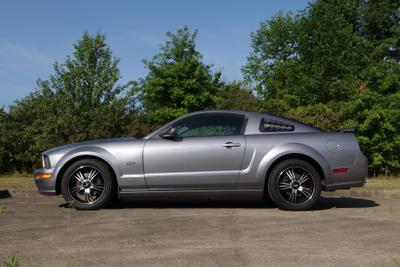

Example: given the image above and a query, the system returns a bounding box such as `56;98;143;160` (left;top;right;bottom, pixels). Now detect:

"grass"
0;175;35;191
59;203;74;213
393;257;400;267
3;256;20;267
359;176;400;190
0;203;6;214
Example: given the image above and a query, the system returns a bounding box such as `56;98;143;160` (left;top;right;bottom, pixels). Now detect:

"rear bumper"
33;168;57;195
324;151;368;191
324;178;366;191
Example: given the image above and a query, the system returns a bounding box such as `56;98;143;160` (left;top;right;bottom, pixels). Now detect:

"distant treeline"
0;0;399;175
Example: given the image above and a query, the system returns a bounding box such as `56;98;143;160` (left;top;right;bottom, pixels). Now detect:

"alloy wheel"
277;167;316;205
67;166;105;204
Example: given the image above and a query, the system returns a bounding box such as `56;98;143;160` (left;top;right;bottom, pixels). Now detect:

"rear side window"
174;115;245;137
259;118;295;132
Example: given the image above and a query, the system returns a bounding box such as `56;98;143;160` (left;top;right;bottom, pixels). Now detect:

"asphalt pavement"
0;191;399;267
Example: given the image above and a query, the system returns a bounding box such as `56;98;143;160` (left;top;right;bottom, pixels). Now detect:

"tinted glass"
174;115;244;137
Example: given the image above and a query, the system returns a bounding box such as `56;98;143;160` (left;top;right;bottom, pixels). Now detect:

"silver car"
34;110;368;210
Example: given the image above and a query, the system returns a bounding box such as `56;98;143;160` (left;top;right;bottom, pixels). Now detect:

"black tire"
267;159;321;211
61;159;116;210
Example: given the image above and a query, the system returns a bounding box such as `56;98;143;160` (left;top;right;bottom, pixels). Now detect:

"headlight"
42;155;51;169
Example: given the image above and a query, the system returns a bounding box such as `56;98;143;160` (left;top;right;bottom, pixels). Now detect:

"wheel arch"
256;143;331;192
55;155;118;195
264;153;326;191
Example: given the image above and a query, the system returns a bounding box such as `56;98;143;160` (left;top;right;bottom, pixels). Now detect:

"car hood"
43;137;140;155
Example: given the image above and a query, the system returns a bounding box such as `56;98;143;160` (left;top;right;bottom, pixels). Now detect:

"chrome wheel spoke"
88;169;99;182
92;185;104;192
298;172;310;184
285;169;296;181
71;186;83;196
74;171;85;182
288;189;297;203
300;187;312;198
279;182;292;191
88;192;94;203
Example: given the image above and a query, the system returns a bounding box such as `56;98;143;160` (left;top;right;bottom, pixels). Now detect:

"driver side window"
173;114;245;137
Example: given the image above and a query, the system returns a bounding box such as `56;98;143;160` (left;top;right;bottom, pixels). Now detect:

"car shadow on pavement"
108;198;276;209
315;197;379;210
62;196;378;210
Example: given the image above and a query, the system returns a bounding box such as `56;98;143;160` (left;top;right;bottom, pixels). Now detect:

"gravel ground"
0;191;399;267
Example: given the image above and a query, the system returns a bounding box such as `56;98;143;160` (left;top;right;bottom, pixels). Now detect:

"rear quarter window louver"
259;118;295;132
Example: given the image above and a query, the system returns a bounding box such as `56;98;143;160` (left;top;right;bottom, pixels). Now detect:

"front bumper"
33;168;57;195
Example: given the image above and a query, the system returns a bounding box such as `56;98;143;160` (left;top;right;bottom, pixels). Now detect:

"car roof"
186;109;255;116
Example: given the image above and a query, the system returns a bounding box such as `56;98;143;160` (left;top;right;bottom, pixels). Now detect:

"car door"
143;113;247;190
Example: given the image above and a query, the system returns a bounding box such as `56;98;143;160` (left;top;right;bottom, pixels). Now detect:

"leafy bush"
340;92;400;175
285;103;341;131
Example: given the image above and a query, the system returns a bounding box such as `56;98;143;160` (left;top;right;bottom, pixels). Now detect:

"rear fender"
256;143;331;184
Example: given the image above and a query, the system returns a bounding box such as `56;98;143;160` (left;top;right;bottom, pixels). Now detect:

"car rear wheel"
267;159;321;211
61;159;116;210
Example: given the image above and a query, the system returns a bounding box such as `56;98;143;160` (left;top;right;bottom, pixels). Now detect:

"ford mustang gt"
34;110;368;210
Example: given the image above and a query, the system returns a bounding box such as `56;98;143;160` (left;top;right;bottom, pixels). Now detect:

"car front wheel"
267;159;321;211
61;159;116;210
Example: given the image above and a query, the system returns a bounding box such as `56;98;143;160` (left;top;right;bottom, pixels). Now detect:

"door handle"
222;142;241;148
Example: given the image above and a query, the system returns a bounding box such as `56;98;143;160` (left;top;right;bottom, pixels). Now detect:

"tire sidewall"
61;159;115;210
267;159;321;211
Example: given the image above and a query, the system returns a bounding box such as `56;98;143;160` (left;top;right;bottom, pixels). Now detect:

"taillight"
332;168;349;173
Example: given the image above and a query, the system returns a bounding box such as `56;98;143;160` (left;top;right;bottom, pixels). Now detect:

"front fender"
255;143;332;184
53;146;120;186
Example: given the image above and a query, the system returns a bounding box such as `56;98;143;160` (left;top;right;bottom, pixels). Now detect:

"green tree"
7;32;130;172
243;0;400;175
7;87;58;171
215;81;264;112
50;32;129;142
340;92;400;175
243;1;368;110
0;107;10;172
284;103;340;131
136;26;222;125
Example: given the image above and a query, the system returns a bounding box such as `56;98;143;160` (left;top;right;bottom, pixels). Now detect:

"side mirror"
159;127;178;139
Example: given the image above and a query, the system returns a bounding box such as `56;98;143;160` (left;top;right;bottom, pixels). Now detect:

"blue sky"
0;0;310;107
